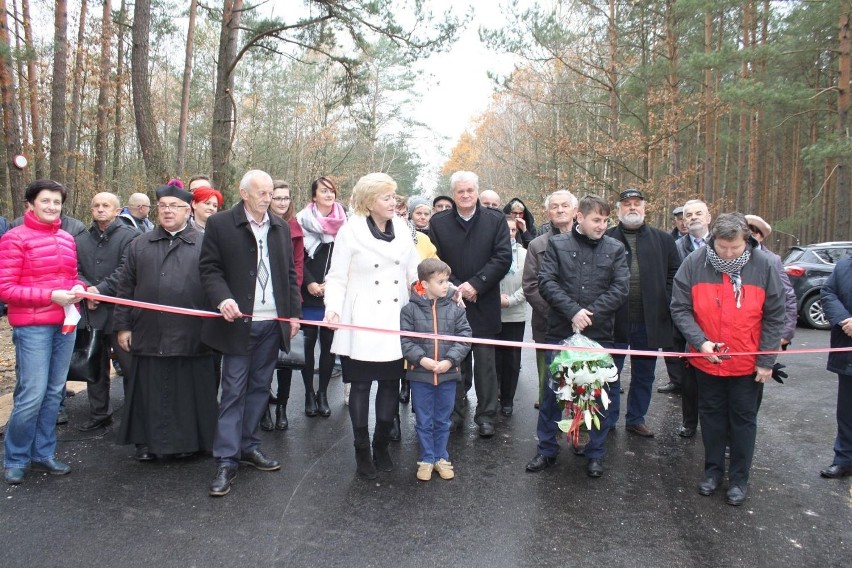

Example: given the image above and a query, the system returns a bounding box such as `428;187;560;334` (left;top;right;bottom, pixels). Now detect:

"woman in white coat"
324;173;419;479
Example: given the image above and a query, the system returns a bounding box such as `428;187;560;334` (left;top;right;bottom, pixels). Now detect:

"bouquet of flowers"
549;333;619;446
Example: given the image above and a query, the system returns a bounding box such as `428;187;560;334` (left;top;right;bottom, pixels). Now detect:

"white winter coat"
325;215;419;362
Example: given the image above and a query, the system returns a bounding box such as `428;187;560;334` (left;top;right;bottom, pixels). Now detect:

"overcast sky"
410;0;524;192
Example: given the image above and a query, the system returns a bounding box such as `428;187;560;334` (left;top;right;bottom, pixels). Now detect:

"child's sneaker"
434;459;455;480
416;462;434;481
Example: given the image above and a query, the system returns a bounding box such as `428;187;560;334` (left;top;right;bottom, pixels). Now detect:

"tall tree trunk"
111;0;126;184
49;0;69;182
65;0;87;194
664;0;680;202
702;8;715;202
21;0;43;178
176;0;198;175
837;2;851;239
606;0;618;186
93;0;112;187
12;1;27;151
0;0;24;214
131;0;167;184
211;0;243;193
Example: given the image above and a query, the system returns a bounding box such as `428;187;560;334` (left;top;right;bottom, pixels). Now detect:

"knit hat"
407;195;432;213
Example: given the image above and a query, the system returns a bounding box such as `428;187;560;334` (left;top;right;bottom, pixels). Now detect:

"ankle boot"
316;391;331;417
275;403;288;430
260;406;274;431
372;420;394;472
354;427;377;479
389;413;401;442
399;379;410;403
305;390;318;417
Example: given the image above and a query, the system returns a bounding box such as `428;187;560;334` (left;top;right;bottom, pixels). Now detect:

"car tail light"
785;265;806;277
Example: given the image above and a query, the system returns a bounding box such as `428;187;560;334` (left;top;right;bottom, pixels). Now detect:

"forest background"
0;0;850;252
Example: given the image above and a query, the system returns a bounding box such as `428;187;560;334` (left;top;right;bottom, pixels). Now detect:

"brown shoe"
626;423;655;437
434;459;455;480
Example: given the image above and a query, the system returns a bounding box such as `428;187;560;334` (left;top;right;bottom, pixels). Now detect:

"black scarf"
367;215;395;242
573;223;601;247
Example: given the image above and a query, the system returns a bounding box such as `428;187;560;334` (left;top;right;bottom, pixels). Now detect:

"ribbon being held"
549;333;619;447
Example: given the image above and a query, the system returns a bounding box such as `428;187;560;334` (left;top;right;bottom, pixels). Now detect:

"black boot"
372;420;394;472
399;379;410;403
316;391;331;417
305;390;318;417
354;427;377;480
260;406;274;431
275;403;288;430
389;413;401;442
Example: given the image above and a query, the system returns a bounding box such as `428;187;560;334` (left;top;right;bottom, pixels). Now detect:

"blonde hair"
350;173;397;216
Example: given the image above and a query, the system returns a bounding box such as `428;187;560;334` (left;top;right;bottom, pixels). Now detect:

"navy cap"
619;188;644;202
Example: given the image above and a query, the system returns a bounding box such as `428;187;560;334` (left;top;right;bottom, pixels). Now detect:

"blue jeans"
613;322;658;426
4;325;76;468
411;380;456;463
536;341;622;460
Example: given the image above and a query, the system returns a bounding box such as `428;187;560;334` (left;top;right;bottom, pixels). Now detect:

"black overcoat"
428;201;512;337
199;202;301;355
113;225;210;356
606;223;681;348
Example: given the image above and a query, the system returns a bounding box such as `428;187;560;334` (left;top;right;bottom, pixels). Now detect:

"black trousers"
696;369;761;486
495;321;525;406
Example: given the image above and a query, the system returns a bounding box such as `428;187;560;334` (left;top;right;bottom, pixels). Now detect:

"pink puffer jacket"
0;210;83;326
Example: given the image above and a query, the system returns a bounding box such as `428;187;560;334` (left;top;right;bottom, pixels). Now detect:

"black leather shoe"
726;485;748;506
399;380;410;404
260;407;274;431
525;454;556;472
239;449;281;471
30;459;72;475
478;422;495;438
135;445;155;462
500;404;514;417
389;415;401;442
820;463;852;478
4;467;25;485
77;416;113;432
56;408;69;425
209;465;237;497
657;382;682;394
305;391;318;417
678;426;696;438
698;476;720;496
316;391;331;417
587;458;604;477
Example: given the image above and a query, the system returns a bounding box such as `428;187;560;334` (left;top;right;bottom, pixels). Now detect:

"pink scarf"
297;202;347;258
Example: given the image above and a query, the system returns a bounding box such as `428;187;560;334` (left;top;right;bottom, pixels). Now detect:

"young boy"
400;258;472;481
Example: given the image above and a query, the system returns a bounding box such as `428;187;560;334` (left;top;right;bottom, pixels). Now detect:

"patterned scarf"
706;243;751;308
297;202;347;258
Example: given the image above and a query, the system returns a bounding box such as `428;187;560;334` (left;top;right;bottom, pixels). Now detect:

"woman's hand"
307;282;324;298
324;311;339;330
50;289;79;306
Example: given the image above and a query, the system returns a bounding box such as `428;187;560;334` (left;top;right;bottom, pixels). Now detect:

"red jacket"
0;211;83;327
671;243;786;376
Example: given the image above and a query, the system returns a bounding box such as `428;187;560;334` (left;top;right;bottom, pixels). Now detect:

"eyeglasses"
272;197;291;202
157;203;189;211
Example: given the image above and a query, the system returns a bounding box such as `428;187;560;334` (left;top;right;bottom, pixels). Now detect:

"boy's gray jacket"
400;292;472;385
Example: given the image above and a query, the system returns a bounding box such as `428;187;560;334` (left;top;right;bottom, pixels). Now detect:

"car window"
801;250;825;264
822;247;852;264
783;249;803;264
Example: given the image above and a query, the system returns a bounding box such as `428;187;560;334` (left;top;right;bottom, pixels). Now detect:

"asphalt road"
0;326;849;568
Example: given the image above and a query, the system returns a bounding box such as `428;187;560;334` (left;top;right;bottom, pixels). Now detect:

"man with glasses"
118;193;153;233
114;182;218;463
200;170;301;497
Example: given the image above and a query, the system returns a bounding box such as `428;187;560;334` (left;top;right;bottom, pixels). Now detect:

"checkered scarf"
706;243;751;308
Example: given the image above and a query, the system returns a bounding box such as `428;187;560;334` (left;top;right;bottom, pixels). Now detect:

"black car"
783;241;852;329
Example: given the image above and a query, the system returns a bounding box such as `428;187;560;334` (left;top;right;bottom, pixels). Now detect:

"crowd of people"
0;170;850;504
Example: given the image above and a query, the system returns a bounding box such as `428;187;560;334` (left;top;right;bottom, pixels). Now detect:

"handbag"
67;323;105;382
277;330;306;369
